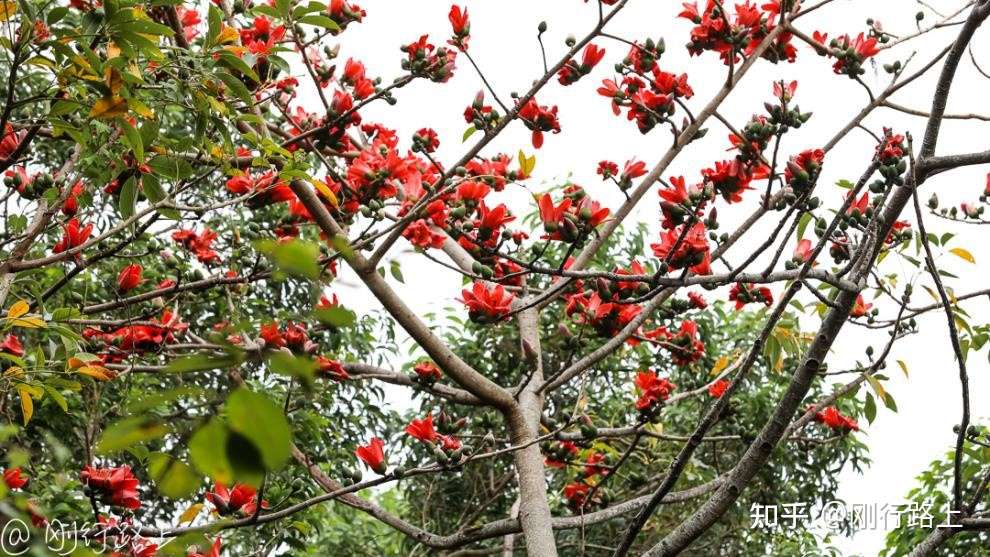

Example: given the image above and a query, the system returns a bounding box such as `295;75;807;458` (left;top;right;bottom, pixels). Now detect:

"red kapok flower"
116;264;143;293
850;294;873;318
518;99;560;149
2;467;28;490
188;537;223;557
80;465;141;510
459;282;514;323
634;370;676;413
1;333;24;356
53;218;94;255
650;222;712;275
448;5;470;50
355;437;388;475
708;379;730;398
206;483;266;517
792;238;814;264
405;415;439;443
413;361;443;383
813;406;859;432
316;356;349;381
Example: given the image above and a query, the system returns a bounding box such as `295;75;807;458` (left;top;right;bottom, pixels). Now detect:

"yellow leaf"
312;180;339;208
17;386;33;426
104;67;123;95
709;354;729;377
128;98;155;119
7;300;29;319
77;365;111;381
3;366;24;379
217;26;240;45
897;359;909;379
949;247;975;264
107;42;121;60
90;96;128;120
9;316;46;329
0;1;16;21
866;375;886;400
179;503;203;525
517;150;536;176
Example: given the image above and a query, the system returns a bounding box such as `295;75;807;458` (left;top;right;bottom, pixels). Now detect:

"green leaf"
148;452;201;498
119;117;144;162
206;5;222;48
267;352;316;389
97;416;169;454
463;125;477;142
796;212;812;240
166;352;245;373
216;71;254;106
148;155;193;181
864;392;876;424
226;388;292;472
314;306;356;328
143;174;180;220
118;176;137;219
217;51;259;83
297;14;341;31
256;238;321;280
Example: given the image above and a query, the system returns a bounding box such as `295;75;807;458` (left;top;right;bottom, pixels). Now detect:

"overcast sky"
297;1;990;553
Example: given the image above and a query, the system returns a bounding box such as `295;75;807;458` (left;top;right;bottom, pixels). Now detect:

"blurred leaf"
148;452;201;498
97;416;169;454
226;388;292;472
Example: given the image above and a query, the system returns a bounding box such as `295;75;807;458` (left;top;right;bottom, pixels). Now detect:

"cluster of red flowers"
634;370;677;418
239;16;285;58
225;170;295;207
84;310;186;359
405;414;463;463
650;221;712;276
785;148;826;193
559;448;611;511
328;0;365;30
537;185;610;244
565;290;642;338
811;405;860;433
679;1;797;65
728;283;774;310
400;35;457;83
464;90;501;132
812;31;880;77
558;44;606;86
206;482;267;516
545;440;579;469
172;227;220;264
598;159;648;192
643;320;706;366
80;465;141;510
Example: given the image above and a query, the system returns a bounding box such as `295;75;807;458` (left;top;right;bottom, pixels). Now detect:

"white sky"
293;1;990;554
